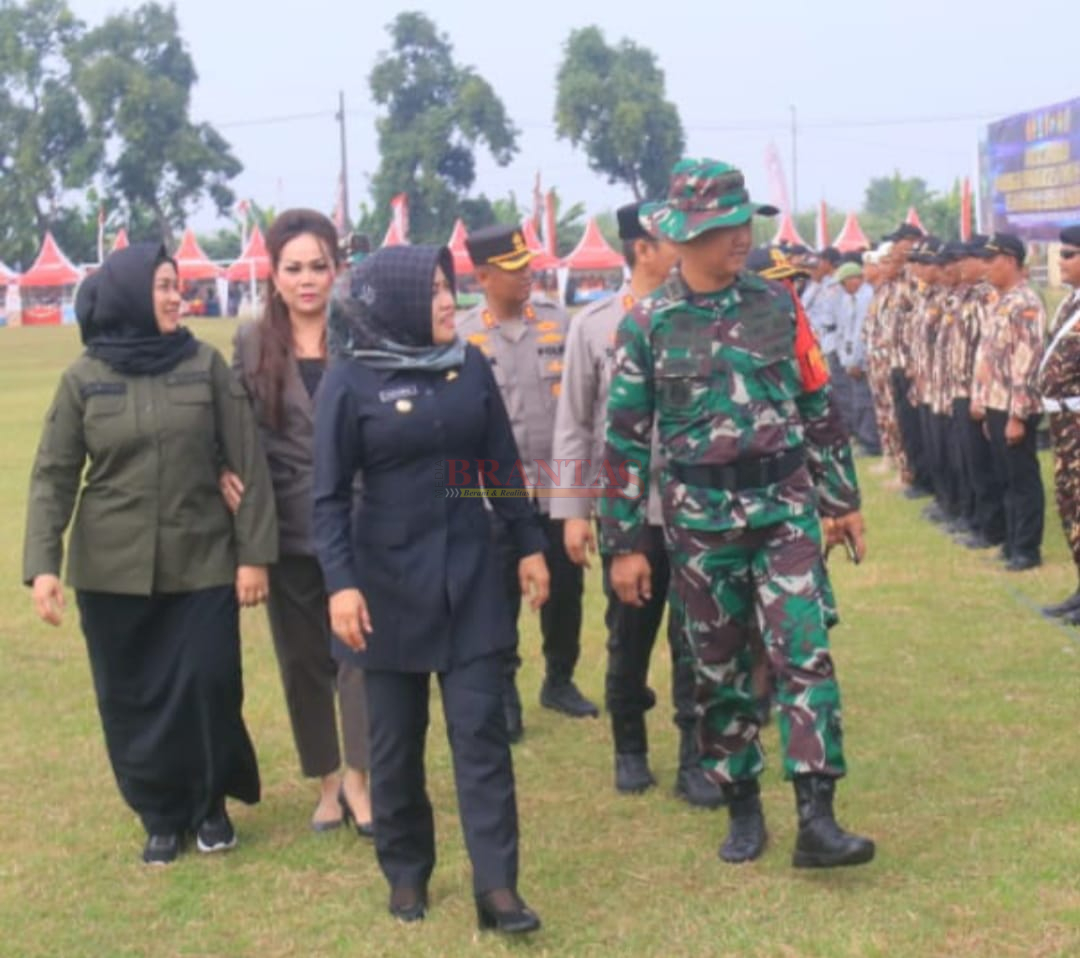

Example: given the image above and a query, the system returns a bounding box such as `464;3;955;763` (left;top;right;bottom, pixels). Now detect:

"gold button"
395;399;413;413
446;370;459;382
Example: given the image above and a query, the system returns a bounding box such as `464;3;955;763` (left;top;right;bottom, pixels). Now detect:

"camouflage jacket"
971;281;1046;419
1037;289;1080;408
934;285;965;410
862;282;891;367
597;269;859;555
887;274;919;373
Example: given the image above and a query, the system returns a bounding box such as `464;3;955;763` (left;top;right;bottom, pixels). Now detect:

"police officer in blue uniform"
313;245;546;935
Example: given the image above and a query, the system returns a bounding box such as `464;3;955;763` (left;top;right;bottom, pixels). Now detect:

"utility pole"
790;104;799;215
336;90;350;233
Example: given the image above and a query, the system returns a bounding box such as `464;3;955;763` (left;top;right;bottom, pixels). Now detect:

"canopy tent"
225;225;271;282
562;218;625;271
447;219;474;277
111;229;129;252
521;219;561;271
772;211;809;248
173;228;224;282
19;232;83;288
381;220;407;247
381;193;410;247
905;207;926;233
833;213;870;253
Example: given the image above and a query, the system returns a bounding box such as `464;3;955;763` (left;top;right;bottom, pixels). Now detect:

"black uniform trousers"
947;400;976;523
601;524;695;753
960;406;1006;543
892;370;931;489
365;653;518;895
492;511;583;683
985;409;1045;559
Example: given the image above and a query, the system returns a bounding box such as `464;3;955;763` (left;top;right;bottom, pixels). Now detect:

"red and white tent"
381;193;410;248
111;229;129;252
225;225;271;282
562;218;624;272
833;213;870;253
521;219;561;271
173;228;223;282
447;219;474;277
772;211;809;248
905;206;926;233
18;232;83;289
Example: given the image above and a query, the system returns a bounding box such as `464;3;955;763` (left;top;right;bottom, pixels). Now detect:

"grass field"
1;320;1077;958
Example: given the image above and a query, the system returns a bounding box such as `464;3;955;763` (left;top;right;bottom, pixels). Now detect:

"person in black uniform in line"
313;245;548;934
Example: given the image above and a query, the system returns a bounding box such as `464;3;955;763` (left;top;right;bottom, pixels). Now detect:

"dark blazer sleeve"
210;349;279;566
312;362;363;594
477;350;547;557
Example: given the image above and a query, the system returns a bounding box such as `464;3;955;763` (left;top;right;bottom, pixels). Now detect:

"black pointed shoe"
339;787;374;839
615;753;656;794
718;779;767;863
792;775;875;868
388;885;427;923
1042;591;1080;618
475;889;541;934
539;678;599;718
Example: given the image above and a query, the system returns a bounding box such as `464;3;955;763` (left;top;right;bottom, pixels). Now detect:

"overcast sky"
66;0;1080;234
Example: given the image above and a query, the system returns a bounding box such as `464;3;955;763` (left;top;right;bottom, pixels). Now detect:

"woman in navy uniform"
313;245;548;934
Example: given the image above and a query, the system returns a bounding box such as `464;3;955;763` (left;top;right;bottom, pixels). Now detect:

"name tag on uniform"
80;382;127;399
378;385;419;403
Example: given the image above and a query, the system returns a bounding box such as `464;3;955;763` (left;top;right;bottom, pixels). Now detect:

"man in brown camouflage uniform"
970;233;1046;571
1037;225;1080;619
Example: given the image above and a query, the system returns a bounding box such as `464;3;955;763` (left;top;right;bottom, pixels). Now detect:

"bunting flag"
763;141;792;214
543;189;558;256
960;177;972;242
816;199;829;250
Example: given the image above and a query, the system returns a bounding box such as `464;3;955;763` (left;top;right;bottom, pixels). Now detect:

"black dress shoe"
339;788;374;839
388;885;427;922
1041;591;1080;617
614;753;656;794
1005;553;1041;572
475;889;541;934
143;832;182;865
539;678;599;718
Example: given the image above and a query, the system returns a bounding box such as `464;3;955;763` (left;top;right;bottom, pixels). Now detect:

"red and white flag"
391;192;409;243
960;177;972;242
816;199;829;250
763;142;791;214
331;177;347;237
543;189;558;256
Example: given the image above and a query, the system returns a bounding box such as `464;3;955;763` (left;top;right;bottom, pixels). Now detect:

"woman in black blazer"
313;245;548;934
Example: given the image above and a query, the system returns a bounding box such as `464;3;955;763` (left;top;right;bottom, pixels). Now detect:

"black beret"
820;246;842;265
617;203;652;242
941;240;968;263
464;224;532;270
1060;225;1080;247
885;223;924;242
984;232;1026;265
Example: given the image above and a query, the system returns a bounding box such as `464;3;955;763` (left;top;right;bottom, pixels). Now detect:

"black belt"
671;447;806;492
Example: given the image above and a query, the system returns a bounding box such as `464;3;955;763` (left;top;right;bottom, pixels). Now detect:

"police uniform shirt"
550;284;663;525
457;298;571;514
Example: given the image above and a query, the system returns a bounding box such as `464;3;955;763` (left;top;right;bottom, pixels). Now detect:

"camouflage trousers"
867;349;905;472
1049;414;1080;570
667;512;846;784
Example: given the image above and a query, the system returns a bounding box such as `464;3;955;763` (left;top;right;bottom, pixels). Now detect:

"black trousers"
77;586;260;835
266;555;369;777
961;407;1006;542
365;654;518;894
985;409;1045;558
601;524;695;753
949;400;976;522
892;370;931;489
492;512;583;683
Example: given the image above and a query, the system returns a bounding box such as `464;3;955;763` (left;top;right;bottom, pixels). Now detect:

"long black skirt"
76;585;260;834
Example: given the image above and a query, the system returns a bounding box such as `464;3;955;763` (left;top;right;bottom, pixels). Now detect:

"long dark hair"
255;209;341;431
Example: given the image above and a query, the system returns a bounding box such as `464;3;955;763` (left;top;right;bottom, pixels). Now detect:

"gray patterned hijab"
329;245;465;371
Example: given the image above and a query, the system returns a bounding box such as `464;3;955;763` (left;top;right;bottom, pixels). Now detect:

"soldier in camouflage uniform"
862;244;906;475
1037;225;1080;620
598;159;874;869
970;233;1046;571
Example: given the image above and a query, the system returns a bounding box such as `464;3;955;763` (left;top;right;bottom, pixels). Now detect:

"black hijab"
329;245;465;371
76;242;198;376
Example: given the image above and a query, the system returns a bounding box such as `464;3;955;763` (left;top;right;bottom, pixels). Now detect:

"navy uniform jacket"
312;344;547;673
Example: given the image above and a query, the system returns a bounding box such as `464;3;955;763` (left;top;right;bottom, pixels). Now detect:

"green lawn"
0;320;1077;958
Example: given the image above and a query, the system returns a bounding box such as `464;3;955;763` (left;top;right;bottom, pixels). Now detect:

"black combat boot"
792;775;875;868
611;713;655;794
673;725;724;809
717;779;767;863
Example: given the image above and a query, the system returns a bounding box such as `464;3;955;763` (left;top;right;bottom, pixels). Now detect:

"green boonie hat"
641;158;779;242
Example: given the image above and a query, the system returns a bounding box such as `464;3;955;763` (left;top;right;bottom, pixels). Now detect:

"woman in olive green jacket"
23;243;278;866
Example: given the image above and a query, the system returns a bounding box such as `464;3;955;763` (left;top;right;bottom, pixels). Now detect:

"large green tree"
74;2;241;245
367;11;518;243
0;0;99;266
554;26;684;202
